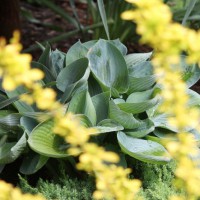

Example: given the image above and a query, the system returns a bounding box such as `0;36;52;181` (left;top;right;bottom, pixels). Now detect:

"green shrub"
19;174;95;200
133;160;183;200
19;160;182;200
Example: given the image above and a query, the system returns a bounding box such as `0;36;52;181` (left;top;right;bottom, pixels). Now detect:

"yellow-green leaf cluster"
122;0;200;199
0;180;45;200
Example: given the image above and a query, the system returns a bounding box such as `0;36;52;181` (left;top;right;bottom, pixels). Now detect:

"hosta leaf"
128;61;154;77
0;95;19;110
125;119;155;138
65;41;88;66
97;119;123;127
150;113;191;132
94;125;124;134
117;131;171;164
68;89;97;126
126;88;154;103
22;112;52;122
83;40;97;49
28;120;68;158
187;89;200;107
153;128;177;138
73;114;93;128
127;62;156;93
125;52;152;68
20;116;38;135
113;98;126;104
108;39;127;56
50;49;66;76
0;111;13;135
88;75;103;97
94;119;124;134
154;128;200;143
118;97;159;114
0;113;21;127
87;39;129;93
38;43;51;66
0;113;22;135
57;58;89;92
0;133;27;164
109;100;141;129
128;75;156;93
189;129;200;143
20;151;48;175
180;55;200;87
31;61;55;83
150;113;179;132
6;86;35;113
92;92;110;123
119;89;160;114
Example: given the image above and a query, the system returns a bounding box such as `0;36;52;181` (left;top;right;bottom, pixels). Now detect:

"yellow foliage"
122;0;200;199
0;180;45;200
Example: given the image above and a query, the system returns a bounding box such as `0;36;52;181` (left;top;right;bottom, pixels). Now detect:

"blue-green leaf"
125;119;155;138
20;151;48;175
109;100;140;129
65;41;88;66
68;89;97;126
117;132;171;164
125;52;152;68
92;92;110;123
87;39;129;93
57;58;89;92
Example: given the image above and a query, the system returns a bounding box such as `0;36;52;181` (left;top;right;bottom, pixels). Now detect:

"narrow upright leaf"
68;89;97;125
97;0;110;40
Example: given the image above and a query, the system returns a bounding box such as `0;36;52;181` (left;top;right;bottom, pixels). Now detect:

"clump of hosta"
0;34;141;200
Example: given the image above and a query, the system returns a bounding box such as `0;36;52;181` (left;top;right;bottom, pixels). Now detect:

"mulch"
20;0;200;93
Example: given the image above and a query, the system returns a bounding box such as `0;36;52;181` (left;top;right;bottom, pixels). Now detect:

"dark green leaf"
20;116;38;135
0;133;27;164
20;151;48;175
31;61;55;83
38;43;51;66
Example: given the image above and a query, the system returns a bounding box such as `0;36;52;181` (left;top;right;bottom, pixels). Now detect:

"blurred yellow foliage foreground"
1;0;200;199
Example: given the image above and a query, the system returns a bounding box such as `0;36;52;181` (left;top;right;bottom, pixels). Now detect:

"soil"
20;0;200;95
20;0;87;58
20;0;151;58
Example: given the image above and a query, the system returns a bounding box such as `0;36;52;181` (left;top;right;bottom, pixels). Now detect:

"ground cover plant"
1;0;200;200
1;38;200;175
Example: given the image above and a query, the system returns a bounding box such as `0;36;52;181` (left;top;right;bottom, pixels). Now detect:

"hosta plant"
0;39;200;175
